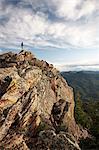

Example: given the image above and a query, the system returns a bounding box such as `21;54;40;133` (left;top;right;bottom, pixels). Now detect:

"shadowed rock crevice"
0;50;88;149
0;76;12;98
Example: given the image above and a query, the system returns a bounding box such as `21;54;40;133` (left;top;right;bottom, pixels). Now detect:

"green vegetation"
61;71;99;149
83;101;99;138
75;92;92;129
61;71;99;101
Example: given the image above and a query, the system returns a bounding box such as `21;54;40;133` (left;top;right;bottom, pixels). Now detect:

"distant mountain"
61;71;99;101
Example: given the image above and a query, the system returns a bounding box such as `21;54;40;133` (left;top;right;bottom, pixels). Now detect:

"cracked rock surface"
0;50;88;149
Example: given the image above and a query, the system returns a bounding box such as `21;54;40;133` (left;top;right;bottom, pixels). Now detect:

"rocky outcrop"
0;50;88;149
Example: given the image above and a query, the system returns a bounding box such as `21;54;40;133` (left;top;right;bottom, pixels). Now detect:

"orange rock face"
0;50;88;149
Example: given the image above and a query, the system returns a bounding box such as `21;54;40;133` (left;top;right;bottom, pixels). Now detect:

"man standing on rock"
21;42;24;49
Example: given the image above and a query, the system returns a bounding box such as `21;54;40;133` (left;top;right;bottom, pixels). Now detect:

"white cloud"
77;0;96;19
0;0;99;50
55;63;99;71
55;0;81;20
53;0;97;20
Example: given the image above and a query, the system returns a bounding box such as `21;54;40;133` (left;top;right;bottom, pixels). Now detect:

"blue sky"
0;0;99;71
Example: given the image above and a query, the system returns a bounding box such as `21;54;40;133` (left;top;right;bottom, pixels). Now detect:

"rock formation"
0;50;88;149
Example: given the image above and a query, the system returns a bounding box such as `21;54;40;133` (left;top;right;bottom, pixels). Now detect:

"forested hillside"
61;71;99;101
61;71;99;149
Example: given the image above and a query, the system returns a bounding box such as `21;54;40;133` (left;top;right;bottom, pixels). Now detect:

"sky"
0;0;99;71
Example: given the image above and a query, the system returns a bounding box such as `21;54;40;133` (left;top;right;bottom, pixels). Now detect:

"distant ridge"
61;71;99;101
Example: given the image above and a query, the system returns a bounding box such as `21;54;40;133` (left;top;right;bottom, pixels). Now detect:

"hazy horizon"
0;0;99;71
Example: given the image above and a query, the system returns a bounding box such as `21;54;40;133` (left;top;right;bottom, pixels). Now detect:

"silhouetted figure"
21;42;24;49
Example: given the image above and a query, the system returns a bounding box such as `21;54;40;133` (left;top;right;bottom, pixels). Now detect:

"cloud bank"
55;63;99;71
0;0;99;50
